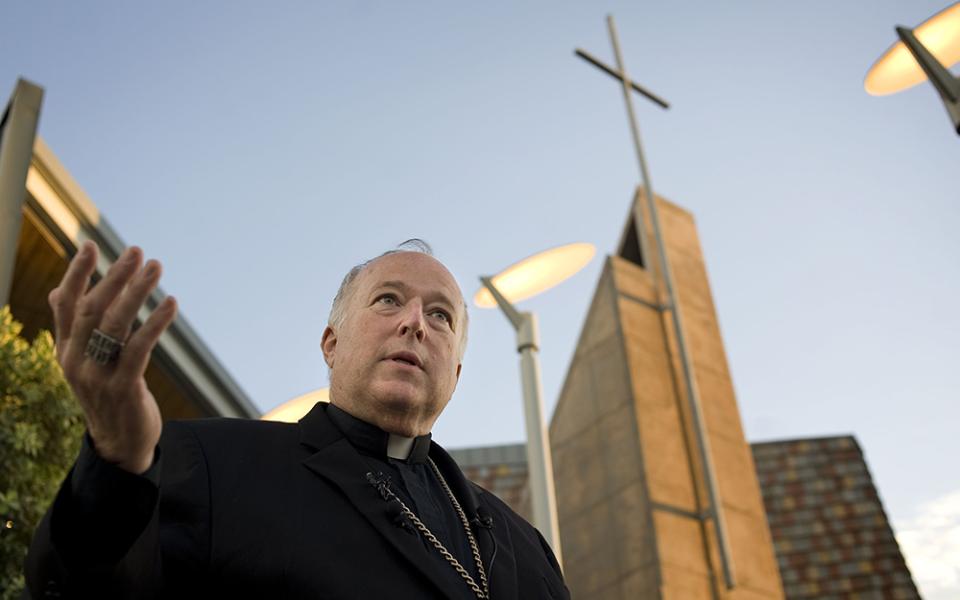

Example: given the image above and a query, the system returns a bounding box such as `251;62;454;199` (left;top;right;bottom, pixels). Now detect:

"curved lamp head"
474;243;596;308
261;387;329;422
865;2;960;95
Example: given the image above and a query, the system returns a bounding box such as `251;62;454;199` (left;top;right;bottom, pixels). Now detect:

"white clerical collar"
326;403;432;464
387;435;416;460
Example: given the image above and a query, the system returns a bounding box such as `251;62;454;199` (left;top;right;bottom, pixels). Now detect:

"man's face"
321;252;465;437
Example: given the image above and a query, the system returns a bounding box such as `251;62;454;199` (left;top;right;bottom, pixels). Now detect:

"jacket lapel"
298;404;453;597
430;445;520;600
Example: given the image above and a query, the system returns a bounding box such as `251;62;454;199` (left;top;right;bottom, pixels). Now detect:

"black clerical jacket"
24;403;569;599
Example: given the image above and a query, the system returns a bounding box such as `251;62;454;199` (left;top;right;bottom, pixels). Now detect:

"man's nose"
398;302;426;342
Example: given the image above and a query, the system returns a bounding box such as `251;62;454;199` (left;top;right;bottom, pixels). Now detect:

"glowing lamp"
866;2;960;134
473;243;595;308
261;388;329;423
473;242;594;565
865;2;960;95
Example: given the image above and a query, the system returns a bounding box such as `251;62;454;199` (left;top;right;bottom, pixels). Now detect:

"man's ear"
321;326;337;368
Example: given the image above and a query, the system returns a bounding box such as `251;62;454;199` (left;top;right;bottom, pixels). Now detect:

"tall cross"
575;15;668;269
575;15;738;591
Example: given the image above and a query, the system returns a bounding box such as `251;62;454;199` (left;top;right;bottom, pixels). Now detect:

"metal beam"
578;16;737;589
895;26;960;135
0;78;44;305
609;14;737;588
574;48;670;109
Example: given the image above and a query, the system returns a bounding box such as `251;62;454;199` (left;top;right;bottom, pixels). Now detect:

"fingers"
98;259;163;344
119;295;178;378
48;241;99;354
44;241;174;473
63;246;144;369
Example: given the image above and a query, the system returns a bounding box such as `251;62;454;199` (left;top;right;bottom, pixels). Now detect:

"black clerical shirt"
325;404;483;591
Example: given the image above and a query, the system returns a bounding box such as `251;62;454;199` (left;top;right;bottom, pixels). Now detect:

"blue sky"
4;1;958;595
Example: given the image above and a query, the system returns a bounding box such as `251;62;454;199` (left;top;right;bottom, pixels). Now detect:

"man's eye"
430;310;451;323
377;294;398;306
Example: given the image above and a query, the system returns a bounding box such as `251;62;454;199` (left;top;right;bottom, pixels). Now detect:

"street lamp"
261;388;330;422
866;2;960;134
475;242;596;566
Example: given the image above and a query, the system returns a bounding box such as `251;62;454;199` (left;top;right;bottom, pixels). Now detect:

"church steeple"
549;191;785;599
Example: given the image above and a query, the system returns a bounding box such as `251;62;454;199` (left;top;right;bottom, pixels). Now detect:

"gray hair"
328;239;469;359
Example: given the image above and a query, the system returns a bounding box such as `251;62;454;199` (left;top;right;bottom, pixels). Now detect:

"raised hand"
48;241;178;474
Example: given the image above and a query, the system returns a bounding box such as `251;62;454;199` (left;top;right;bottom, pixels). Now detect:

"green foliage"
0;306;84;599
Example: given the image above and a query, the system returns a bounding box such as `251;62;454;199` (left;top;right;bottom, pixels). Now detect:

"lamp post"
476;242;596;566
866;2;960;134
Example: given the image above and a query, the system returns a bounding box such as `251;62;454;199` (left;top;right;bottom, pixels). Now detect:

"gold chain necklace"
366;458;490;599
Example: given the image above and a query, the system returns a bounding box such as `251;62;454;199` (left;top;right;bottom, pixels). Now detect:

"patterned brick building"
450;444;533;523
752;436;920;599
450;435;921;599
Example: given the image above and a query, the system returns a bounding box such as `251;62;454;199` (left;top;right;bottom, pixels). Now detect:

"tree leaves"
0;306;83;600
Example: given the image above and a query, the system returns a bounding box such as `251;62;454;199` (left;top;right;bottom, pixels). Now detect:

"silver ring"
84;328;124;365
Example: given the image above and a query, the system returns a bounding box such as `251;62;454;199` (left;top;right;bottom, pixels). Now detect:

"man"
24;240;568;599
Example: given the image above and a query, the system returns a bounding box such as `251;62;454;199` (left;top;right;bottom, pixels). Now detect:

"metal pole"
0;79;44;305
480;277;563;566
607;15;737;589
517;314;563;566
894;26;960;134
606;16;652;269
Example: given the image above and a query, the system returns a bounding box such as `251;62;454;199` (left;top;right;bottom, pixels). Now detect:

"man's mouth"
385;352;423;369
